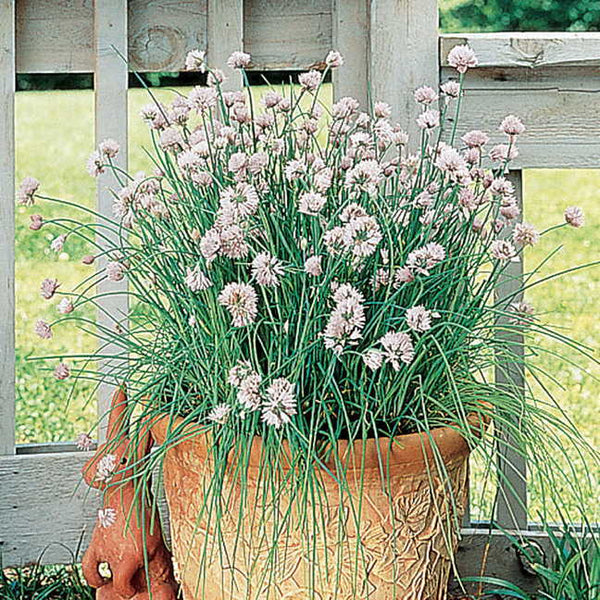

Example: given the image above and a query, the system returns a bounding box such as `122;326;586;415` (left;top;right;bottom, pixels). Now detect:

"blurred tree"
440;0;600;32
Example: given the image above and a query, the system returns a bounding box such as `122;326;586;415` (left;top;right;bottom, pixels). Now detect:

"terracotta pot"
152;415;486;600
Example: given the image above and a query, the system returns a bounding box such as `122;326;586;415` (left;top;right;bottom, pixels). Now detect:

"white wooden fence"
1;0;598;589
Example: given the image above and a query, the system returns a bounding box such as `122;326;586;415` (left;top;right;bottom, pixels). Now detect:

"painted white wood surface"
94;0;129;441
0;0;16;456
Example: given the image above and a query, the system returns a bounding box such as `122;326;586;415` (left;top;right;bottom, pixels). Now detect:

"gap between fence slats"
94;0;129;442
0;0;16;456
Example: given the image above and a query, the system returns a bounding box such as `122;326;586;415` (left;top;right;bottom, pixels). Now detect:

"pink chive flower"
261;90;283;109
34;320;52;339
218;282;259;327
57;298;74;314
500;115;525;137
298;70;322;91
82;254;96;265
184;49;206;72
513;222;539;247
50;234;66;253
406;305;441;333
564;206;584;228
252;252;285;287
362;349;384;371
17;176;40;206
491;239;519;262
343;216;382;258
298;191;327;216
304;255;323;277
98;508;117;528
261;378;297;428
490;144;518;162
207;403;232;425
227;50;251;69
414;86;438;105
373;101;392;119
86;151;104;177
98;138;120;159
325;50;344;68
76;432;94;451
462;130;489;148
416;109;440;130
40;278;60;300
54;362;71;380
379;331;415;370
106;261;126;282
95;454;117;482
509;301;535;325
447;44;478;74
184;265;212;292
228;360;254;387
441;80;460;98
237;372;263;411
393;267;415;287
29;214;44;230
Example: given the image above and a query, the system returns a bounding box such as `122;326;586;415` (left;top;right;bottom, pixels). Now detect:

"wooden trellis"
1;0;599;590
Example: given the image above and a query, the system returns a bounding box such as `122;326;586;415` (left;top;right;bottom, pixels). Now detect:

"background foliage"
439;0;600;32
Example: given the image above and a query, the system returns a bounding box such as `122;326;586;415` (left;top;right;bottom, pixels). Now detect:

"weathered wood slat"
245;0;332;70
442;66;600;169
494;171;528;530
0;452;100;565
332;0;368;108
442;32;600;68
94;0;129;441
0;0;16;456
370;0;439;140
208;0;243;90
128;0;208;72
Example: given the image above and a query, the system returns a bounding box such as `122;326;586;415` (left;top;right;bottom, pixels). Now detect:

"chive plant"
19;44;598;598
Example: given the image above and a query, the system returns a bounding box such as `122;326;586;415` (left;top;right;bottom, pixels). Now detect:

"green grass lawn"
14;88;599;521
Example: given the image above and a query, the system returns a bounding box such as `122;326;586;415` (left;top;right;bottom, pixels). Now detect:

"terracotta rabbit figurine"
81;387;178;600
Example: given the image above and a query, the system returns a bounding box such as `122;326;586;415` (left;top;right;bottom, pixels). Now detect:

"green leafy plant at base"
0;549;93;600
17;44;598;598
464;518;600;599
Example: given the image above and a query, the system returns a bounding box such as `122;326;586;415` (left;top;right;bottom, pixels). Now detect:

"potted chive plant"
20;45;595;599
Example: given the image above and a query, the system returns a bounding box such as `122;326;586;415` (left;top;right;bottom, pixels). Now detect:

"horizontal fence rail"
0;1;597;592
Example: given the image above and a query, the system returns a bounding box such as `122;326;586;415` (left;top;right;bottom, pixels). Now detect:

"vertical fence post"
0;0;16;456
94;0;129;441
332;0;369;108
369;0;439;140
495;170;528;530
208;0;244;91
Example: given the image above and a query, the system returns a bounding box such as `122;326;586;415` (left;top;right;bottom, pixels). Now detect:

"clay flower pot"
152;414;486;600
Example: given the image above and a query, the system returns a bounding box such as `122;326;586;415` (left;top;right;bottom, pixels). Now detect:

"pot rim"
150;408;490;474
